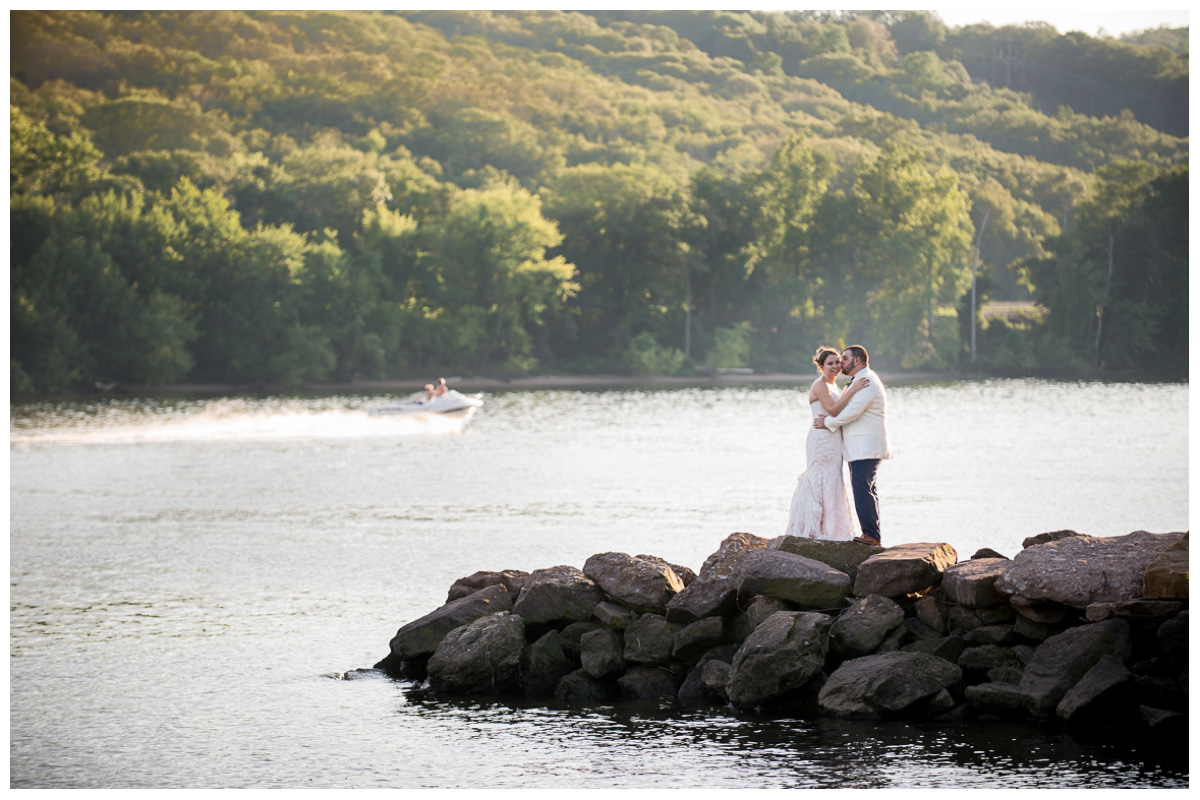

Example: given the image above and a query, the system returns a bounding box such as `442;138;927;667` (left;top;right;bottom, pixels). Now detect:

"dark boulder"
446;569;529;603
426;612;526;694
767;535;882;583
819;652;963;719
580;628;626;679
618;665;683;700
672;617;726;665
555;669;617;704
665;532;769;623
623;613;684;666
829;594;904;659
1019;618;1133;718
733;548;852;609
1056;654;1137;724
378;583;513;674
941;558;1009;608
853;543;957;598
512;565;603;627
521;630;573;696
997;531;1186;609
726;611;831;709
583;551;685;614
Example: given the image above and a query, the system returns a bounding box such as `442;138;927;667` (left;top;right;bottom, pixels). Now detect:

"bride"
783;346;869;541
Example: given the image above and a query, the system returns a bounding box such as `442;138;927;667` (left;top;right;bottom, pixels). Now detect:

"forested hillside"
9;10;1189;393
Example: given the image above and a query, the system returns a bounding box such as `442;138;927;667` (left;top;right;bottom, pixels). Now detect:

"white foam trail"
10;403;475;446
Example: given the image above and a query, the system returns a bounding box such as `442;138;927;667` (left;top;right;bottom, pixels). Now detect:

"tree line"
9;10;1189;393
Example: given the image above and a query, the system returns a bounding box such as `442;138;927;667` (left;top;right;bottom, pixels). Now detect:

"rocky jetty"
370;529;1188;737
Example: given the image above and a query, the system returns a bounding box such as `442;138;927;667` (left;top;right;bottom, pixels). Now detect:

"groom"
813;345;891;545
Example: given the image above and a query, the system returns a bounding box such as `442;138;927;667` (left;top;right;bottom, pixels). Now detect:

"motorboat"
368;389;483;416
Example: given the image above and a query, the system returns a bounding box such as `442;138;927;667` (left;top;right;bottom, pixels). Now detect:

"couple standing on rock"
784;345;891;546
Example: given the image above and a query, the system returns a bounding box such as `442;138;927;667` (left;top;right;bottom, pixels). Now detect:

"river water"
9;379;1189;788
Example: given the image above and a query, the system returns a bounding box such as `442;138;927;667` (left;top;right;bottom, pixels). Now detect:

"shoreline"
18;368;1184;399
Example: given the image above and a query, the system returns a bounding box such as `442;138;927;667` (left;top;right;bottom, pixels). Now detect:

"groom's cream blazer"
823;367;892;463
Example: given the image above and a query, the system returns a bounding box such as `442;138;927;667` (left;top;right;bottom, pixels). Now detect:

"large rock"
818;652;962;719
580;628;626;679
853;543;958;598
618;666;683;700
593;600;638;629
830;594;905;659
1019;618;1133;717
520;630;573;696
665;532;769;623
512;565;603;626
583;552;685;614
964;682;1032;717
902;636;965;663
446;569;529;603
733;549;852;609
381;584;514;667
558;620;604;657
636;554;697;588
1022;530;1083;549
746;596;796;630
768;536;883;583
623;614;683;666
555;669;617;704
1056;654;1135;723
726;611;831;708
941;559;1010;608
996;531;1187;609
672;617;726;665
426;612;526;694
1143;533;1189;600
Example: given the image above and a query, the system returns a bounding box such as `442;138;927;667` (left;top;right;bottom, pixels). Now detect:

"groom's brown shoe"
853;536;881;546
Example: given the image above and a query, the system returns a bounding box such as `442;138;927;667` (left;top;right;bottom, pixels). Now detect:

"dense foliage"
9;10;1189;393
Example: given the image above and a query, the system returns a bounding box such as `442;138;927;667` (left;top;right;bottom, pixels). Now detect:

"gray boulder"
830;594;905;659
958;644;1019;674
726;611;831;708
672;617;726;665
446;569;529;603
512;565;603;626
426;612;526;694
971;548;1008;560
594;600;638;629
583;552;686;614
913;595;947;633
996;531;1187;609
1085;599;1186;624
1019;618;1133;717
965;625;1017;646
636;554;697;587
853;543;958;598
733;549;852;609
1056;654;1135;723
666;532;769;623
702;660;733;702
623;614;684;666
964;682;1032;717
1157;610;1188;668
618;666;683;700
520;630;573;696
558;620;604;657
941;559;1010;608
768;535;883;583
555;669;617;704
1022;530;1083;549
819;652;962;719
902;636;965;663
746;595;796;630
383;583;513;664
580;628;626;679
1143;533;1189;600
1008;595;1076;625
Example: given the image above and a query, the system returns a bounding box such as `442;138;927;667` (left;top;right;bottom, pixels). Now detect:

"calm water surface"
9;380;1189;788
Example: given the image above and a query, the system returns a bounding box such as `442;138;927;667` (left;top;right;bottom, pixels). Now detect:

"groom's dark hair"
845;345;869;366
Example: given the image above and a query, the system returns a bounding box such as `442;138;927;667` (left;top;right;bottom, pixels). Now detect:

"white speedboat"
368;389;483;417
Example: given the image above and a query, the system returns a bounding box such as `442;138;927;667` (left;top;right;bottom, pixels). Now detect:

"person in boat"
434;378;449;397
422;384;435;403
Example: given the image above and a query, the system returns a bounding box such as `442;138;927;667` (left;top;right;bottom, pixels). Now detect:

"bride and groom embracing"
784;345;891;545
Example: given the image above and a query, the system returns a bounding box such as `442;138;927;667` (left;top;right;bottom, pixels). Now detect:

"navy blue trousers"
849;459;881;542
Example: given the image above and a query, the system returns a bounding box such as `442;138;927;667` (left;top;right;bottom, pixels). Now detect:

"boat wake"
10;399;476;446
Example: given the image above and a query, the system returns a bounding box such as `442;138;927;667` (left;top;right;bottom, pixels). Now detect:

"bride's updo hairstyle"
813;346;840;372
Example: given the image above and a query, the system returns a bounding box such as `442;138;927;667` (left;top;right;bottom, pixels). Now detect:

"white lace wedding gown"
783;396;860;541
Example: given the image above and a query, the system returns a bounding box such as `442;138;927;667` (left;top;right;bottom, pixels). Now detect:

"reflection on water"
8;380;1190;788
